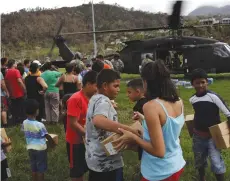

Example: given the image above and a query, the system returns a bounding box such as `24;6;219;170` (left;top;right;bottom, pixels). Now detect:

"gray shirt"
85;94;124;172
111;59;124;72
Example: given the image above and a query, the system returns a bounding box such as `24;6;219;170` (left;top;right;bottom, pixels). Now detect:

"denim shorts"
28;149;47;173
88;167;123;181
192;133;226;174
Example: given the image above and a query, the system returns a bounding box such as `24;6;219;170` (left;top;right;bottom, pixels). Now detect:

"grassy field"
5;75;230;181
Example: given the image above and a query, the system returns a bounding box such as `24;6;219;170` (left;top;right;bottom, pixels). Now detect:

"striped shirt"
22;119;48;150
189;90;230;132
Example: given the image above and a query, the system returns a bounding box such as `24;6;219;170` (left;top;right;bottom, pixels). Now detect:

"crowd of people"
1;54;230;181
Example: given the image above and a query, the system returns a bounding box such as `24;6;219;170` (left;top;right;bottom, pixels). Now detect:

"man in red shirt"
5;59;26;125
66;70;98;181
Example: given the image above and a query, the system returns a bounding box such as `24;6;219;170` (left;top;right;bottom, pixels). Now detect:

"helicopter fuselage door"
183;47;215;72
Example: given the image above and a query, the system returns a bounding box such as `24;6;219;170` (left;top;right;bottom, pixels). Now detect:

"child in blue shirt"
22;99;55;181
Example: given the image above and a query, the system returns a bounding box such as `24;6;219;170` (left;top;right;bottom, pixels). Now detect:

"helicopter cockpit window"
225;44;230;53
213;45;230;58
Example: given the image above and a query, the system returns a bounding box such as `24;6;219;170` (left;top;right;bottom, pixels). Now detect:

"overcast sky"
0;0;229;15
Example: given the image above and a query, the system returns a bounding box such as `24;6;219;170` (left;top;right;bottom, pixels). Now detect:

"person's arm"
119;60;124;69
67;98;85;136
51;65;59;71
39;124;55;148
114;102;165;158
75;76;82;90
213;94;230;127
15;69;26;93
55;75;64;87
69;116;85;135
134;102;165;157
37;77;48;91
1;79;9;97
92;100;141;136
45;134;56;148
17;78;26;93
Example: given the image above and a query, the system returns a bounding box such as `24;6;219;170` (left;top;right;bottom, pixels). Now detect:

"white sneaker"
41;119;46;122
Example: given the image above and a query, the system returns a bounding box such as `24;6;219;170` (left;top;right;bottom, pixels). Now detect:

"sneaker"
41;119;46;122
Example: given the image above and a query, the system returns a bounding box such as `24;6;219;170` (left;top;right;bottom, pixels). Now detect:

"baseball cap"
33;60;41;66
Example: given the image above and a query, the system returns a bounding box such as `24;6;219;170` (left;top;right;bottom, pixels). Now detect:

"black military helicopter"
48;1;230;74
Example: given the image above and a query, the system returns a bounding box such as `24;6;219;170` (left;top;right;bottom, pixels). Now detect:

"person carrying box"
22;99;55;181
85;69;141;181
189;68;230;181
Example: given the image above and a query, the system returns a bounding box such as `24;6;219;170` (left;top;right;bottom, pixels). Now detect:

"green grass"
5;75;230;181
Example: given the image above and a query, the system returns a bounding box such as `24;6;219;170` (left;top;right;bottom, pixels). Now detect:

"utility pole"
92;1;97;57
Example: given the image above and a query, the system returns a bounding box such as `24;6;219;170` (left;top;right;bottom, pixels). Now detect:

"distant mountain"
188;5;230;16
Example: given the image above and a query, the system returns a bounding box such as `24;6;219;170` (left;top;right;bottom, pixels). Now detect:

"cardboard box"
46;134;58;148
185;114;194;137
209;121;230;149
101;121;143;156
1;128;12;152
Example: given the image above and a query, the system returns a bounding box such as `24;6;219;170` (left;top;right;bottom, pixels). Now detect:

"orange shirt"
28;70;41;76
103;63;111;69
66;90;88;144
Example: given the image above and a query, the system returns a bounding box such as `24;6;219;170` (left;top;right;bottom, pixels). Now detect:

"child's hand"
49;141;56;149
132;112;144;123
38;90;45;95
2;138;11;146
45;134;56;149
129;127;142;138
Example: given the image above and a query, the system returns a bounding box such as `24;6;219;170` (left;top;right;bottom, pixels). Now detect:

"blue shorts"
192;133;226;174
28;149;47;173
88;167;123;181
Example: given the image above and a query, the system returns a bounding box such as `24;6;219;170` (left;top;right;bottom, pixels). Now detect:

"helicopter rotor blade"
59;24;230;36
48;20;65;57
168;1;183;30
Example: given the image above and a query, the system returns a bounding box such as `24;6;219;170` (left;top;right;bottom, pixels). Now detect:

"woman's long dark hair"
141;60;179;103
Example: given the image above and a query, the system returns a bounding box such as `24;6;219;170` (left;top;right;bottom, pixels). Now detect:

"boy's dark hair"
92;61;104;73
30;63;39;74
191;68;208;84
24;59;30;66
82;70;97;87
74;66;81;74
65;63;74;73
17;66;25;76
97;69;121;89
141;60;179;103
1;58;8;66
25;99;39;115
17;63;23;67
7;59;16;68
42;62;52;71
127;78;144;90
96;54;104;60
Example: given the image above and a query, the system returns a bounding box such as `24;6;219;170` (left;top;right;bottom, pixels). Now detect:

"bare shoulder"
143;100;160;113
